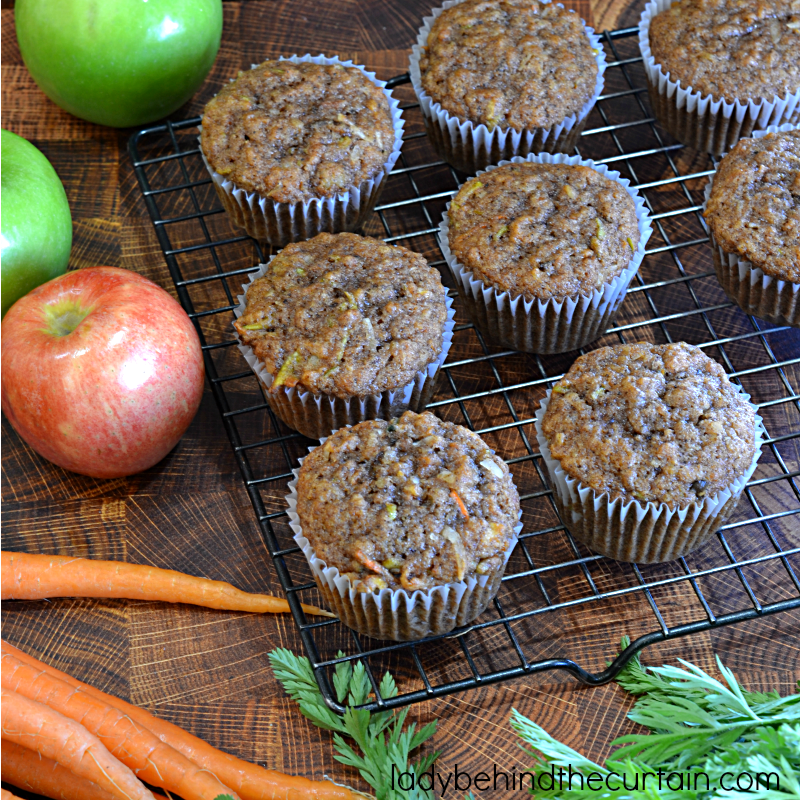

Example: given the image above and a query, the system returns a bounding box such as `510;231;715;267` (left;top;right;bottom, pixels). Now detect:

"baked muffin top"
541;342;757;507
419;0;599;130
200;60;395;204
447;163;640;300
296;411;520;591
705;129;800;282
647;0;800;101
234;233;448;399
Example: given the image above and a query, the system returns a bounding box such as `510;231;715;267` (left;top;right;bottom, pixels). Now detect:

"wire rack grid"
129;27;800;714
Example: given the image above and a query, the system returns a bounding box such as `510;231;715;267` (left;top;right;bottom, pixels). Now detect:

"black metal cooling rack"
129;26;800;713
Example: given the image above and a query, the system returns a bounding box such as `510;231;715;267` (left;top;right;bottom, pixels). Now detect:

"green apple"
15;0;223;128
1;130;73;318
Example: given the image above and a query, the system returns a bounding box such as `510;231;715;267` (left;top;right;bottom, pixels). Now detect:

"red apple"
1;267;204;478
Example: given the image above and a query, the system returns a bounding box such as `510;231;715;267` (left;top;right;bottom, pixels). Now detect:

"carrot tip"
300;604;337;618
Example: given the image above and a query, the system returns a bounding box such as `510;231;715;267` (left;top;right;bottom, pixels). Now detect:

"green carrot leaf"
512;639;800;800
333;653;354;705
270;648;438;799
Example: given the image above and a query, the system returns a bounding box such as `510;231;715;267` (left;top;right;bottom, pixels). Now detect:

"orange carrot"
450;489;469;519
1;551;333;617
2;788;23;800
2;642;361;800
1;652;238;800
354;549;392;580
1;740;169;800
0;687;154;800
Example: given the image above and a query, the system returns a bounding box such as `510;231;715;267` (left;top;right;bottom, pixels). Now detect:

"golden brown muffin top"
235;233;448;399
648;0;800;101
705;129;800;282
297;411;520;591
419;0;598;130
201;60;395;203
447;163;640;300
542;342;757;507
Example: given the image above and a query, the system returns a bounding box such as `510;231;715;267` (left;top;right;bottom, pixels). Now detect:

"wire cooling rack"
129;27;800;713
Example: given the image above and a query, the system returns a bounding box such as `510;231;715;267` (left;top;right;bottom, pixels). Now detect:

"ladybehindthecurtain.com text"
391;762;782;795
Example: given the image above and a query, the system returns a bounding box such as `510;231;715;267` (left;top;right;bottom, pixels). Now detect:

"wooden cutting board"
2;1;799;798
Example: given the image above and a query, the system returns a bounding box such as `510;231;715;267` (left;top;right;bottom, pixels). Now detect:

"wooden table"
3;1;799;798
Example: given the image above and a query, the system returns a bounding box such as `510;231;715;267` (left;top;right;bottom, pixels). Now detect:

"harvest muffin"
448;162;640;299
234;233;453;438
704;126;800;326
410;0;605;172
535;342;763;562
290;410;521;639
440;155;651;353
200;56;402;245
640;0;800;154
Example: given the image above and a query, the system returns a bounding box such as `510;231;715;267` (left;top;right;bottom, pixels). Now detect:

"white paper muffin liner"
409;0;607;174
233;257;456;439
286;444;522;641
702;122;800;328
200;54;405;247
639;0;800;156
534;387;765;564
439;152;653;354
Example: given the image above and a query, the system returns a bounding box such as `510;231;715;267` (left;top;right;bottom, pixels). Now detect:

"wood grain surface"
2;1;800;799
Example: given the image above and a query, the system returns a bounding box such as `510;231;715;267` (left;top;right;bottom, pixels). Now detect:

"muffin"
287;410;521;640
200;55;403;246
233;233;454;439
439;153;652;353
704;124;800;326
534;342;764;563
639;0;800;155
409;0;606;174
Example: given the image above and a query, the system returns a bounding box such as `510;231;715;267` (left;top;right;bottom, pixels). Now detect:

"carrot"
2;642;361;800
2;788;23;800
450;489;469;519
1;552;333;617
1;652;239;800
0;687;154;800
354;549;392;580
1;740;169;800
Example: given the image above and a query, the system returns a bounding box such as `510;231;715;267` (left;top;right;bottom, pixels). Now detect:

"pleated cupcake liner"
200;53;405;247
233;257;456;440
708;231;800;328
286;446;522;641
438;152;653;354
534;388;766;564
639;0;800;155
703;122;800;328
409;0;607;174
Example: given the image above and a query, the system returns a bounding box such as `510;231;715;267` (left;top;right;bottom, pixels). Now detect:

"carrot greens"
510;638;800;800
269;649;439;800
